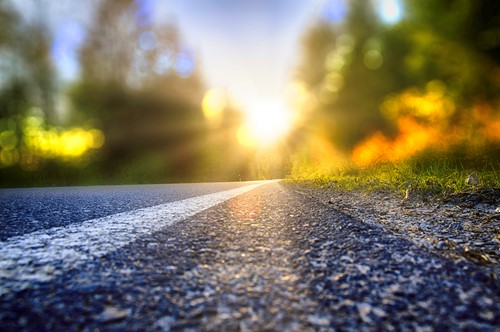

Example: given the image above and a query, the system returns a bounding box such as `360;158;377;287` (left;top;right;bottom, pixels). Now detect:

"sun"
237;99;292;148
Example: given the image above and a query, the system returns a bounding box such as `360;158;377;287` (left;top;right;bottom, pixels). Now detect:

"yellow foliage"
0;114;105;168
352;82;500;167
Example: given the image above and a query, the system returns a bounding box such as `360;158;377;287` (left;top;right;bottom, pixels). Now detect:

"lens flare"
376;0;403;24
237;99;292;148
202;88;227;119
237;124;258;148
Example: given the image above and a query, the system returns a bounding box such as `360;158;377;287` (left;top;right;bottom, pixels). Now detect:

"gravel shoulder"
286;182;500;281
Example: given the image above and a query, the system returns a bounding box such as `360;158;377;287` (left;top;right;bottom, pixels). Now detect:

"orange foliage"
472;103;500;142
352;83;500;167
351;132;389;167
352;117;437;167
309;135;339;164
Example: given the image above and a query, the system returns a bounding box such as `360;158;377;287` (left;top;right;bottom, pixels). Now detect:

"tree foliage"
0;2;56;120
70;0;206;182
296;0;500;157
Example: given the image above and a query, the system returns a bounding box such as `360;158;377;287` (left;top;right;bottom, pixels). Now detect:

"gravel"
287;182;500;281
0;183;498;330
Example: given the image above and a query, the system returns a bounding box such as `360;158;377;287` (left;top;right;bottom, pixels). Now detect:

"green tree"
297;0;407;150
70;0;206;182
401;0;500;101
0;2;56;120
296;0;500;153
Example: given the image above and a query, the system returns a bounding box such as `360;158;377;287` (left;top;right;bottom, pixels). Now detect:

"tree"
0;2;56;120
296;0;500;154
297;0;408;150
70;0;206;182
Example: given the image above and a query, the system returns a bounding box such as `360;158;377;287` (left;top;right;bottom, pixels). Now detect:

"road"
0;181;498;331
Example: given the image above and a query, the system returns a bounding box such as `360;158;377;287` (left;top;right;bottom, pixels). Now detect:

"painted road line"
0;180;277;296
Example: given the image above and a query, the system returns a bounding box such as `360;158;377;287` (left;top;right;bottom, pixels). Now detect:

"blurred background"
0;0;499;187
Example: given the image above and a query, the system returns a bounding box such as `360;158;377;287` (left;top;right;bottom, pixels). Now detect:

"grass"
288;151;500;200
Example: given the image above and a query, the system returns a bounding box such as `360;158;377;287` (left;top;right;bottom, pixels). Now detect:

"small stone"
357;303;373;323
41;265;55;275
307;314;330;326
97;306;131;323
339;255;353;263
478;297;494;306
330;273;344;282
479;310;494;321
356;264;370;275
465;172;479;186
372;307;386;318
155;315;176;331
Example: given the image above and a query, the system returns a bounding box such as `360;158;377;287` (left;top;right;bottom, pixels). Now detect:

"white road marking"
0;181;276;295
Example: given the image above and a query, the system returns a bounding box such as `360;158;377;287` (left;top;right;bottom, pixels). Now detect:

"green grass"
288;151;500;200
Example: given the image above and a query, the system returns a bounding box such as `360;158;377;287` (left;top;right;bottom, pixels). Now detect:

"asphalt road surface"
0;181;498;331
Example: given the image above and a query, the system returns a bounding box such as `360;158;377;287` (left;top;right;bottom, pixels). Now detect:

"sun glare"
202;88;227;119
377;0;403;24
237;100;292;148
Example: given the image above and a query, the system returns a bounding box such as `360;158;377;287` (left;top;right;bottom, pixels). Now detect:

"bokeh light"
138;31;157;51
154;51;174;75
237;124;258;148
363;50;383;70
375;0;403;24
175;52;195;78
322;0;348;23
0;110;105;169
202;88;227;119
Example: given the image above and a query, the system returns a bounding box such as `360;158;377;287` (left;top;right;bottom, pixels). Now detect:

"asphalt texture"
1;182;499;331
0;182;253;240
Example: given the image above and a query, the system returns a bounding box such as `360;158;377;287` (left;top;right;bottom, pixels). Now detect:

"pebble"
155;315;176;331
96;305;131;323
357;303;373;323
356;264;370;274
307;314;330;326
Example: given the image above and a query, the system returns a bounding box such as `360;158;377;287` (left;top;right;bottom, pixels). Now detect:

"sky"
8;0;325;107
168;0;326;105
8;0;402;111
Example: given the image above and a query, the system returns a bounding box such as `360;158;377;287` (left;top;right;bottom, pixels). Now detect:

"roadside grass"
288;150;500;200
